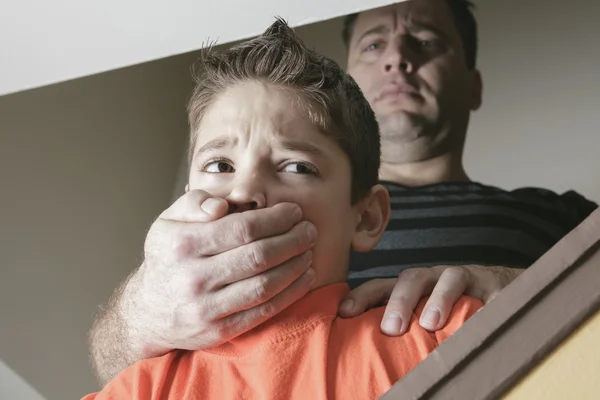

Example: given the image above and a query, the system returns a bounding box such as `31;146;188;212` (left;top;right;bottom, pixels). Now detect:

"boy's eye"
363;41;383;52
281;162;318;175
203;160;235;173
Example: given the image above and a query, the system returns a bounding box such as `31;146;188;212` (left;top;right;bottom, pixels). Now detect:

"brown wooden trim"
380;208;600;400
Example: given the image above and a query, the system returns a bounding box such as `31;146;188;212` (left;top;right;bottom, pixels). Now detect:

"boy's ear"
352;184;391;253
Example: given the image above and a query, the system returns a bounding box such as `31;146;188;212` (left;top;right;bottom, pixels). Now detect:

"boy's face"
188;81;364;287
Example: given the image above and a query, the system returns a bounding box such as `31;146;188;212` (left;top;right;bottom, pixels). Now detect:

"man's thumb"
338;280;394;318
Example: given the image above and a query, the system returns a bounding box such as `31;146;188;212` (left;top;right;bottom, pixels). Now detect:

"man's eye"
281;162;318;175
419;39;435;47
416;38;442;50
203;160;235;173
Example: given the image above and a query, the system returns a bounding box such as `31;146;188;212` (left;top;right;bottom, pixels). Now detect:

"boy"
83;19;482;400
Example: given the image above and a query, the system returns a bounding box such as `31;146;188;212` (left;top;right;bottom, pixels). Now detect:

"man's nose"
382;39;414;75
225;173;267;213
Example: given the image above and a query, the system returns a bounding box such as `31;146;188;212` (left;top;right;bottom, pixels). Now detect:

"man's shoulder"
380;180;597;224
510;187;597;224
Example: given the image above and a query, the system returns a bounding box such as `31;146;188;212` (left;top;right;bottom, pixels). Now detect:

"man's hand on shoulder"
338;265;524;335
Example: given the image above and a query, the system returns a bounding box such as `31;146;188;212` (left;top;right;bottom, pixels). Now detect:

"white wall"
0;0;401;96
0;52;198;400
465;0;600;203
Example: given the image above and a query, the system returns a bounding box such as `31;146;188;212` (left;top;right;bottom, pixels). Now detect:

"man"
89;0;597;385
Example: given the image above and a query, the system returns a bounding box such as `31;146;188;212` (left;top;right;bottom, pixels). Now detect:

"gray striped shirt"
347;181;597;288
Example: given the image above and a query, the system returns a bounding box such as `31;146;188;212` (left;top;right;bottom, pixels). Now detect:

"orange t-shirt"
83;283;482;400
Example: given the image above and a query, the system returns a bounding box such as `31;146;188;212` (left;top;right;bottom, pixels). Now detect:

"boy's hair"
342;0;478;70
188;18;380;203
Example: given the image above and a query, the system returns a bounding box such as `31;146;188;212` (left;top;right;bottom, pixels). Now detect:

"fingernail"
292;205;302;220
421;308;440;329
341;299;354;313
303;250;313;264
201;198;222;215
305;224;317;245
304;268;316;284
382;313;403;335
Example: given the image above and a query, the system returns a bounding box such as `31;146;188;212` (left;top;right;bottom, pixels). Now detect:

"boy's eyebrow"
279;140;327;159
195;137;237;158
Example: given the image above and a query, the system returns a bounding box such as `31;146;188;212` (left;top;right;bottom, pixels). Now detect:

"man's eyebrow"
407;21;449;39
279;140;328;158
194;137;237;158
354;24;390;46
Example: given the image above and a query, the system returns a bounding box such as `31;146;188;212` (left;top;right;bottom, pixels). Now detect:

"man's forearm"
89;269;143;386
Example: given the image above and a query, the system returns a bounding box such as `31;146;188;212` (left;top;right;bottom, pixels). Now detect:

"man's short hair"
188;18;380;203
342;0;478;70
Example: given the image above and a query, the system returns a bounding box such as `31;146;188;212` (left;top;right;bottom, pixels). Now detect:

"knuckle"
232;217;256;244
190;270;213;295
291;251;311;272
259;301;276;318
389;295;411;307
246;244;268;272
361;278;389;292
171;234;196;262
213;321;232;342
231;214;252;243
252;276;270;302
430;291;454;305
375;277;397;288
398;268;426;282
444;266;468;279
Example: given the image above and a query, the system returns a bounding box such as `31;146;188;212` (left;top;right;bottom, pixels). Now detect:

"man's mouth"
376;84;421;102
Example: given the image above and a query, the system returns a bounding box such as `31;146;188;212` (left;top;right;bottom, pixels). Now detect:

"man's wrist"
119;264;173;360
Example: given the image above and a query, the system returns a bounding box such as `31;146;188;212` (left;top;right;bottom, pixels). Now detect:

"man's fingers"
338;279;396;318
208;251;315;319
381;268;439;336
419;267;470;331
205;220;317;287
192;203;307;257
209;268;315;343
161;190;229;222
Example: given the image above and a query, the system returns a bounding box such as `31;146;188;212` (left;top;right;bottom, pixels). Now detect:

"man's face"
346;0;481;164
188;81;361;288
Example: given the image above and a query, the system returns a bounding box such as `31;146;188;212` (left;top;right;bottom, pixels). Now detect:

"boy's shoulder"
331;295;482;347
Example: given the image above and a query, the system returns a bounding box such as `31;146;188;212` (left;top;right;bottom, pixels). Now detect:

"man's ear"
470;69;483;111
185;184;189;193
352;184;391;253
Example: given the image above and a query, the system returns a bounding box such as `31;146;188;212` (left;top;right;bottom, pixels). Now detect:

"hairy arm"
89;269;145;385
